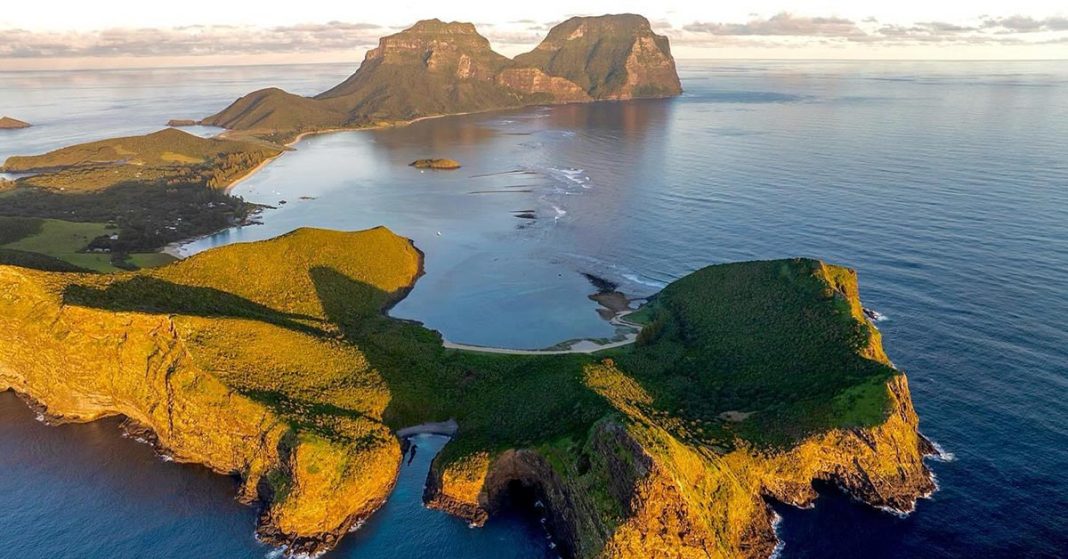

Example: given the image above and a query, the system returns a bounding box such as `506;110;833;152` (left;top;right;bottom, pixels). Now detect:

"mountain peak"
203;14;682;137
403;19;481;35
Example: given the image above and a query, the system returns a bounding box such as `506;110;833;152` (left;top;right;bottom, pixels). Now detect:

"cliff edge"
0;230;934;557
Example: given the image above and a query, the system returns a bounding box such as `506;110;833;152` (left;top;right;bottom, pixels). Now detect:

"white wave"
863;307;888;322
768;509;785;559
876;504;912;519
926;439;956;462
547;166;590;189
551;204;567;219
622;273;668;290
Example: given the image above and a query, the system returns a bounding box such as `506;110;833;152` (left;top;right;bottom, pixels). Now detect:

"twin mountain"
202;15;682;141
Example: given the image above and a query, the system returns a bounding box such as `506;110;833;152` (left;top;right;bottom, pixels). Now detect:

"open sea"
1;60;1066;558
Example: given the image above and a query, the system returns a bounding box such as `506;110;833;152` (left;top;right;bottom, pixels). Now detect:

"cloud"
675;12;1068;47
683;13;863;38
981;16;1068;32
0;21;385;58
2;14;1066;61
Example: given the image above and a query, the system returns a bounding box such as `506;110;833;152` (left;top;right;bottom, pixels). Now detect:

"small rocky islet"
410;158;462;170
0;116;32;129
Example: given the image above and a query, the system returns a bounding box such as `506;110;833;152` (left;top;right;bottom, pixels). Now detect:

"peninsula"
0;129;280;269
0;227;935;558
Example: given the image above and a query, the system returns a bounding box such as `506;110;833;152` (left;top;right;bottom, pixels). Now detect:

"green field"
0;216;179;272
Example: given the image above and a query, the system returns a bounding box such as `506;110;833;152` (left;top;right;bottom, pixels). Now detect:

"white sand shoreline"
441;311;643;355
396;419;459;438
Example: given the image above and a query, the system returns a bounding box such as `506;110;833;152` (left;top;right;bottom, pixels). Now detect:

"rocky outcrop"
511;14;682;100
410;158;461;170
496;68;592;103
0;228;422;556
202;15;683;140
427;372;934;559
166;119;198;127
0;116;31;129
425;266;935;559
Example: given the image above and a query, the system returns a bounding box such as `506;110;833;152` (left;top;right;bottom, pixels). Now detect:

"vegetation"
2;128;280;192
0;217;115;271
0;128;272;266
2;227;920;556
39;228;896;465
202;15;681;141
0;247;92;272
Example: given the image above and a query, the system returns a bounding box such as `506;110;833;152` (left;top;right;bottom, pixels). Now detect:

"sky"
1;0;1066;69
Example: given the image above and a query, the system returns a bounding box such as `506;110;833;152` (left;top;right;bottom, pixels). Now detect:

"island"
166;119;199;127
0;227;936;558
410;158;462;170
201;15;683;143
0;116;32;129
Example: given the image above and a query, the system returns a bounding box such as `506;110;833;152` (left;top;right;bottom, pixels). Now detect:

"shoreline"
216;110;480;195
157;112;486;259
442;310;643;355
395;419;459;438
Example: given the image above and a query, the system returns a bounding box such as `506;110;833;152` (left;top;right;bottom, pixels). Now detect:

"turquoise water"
2;61;1067;557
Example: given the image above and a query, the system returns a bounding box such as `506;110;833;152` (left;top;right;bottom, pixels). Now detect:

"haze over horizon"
1;0;1066;70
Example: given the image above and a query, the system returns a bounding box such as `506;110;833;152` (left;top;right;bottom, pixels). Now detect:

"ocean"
1;60;1065;558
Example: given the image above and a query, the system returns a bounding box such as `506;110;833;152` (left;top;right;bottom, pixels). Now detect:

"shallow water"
2;61;1068;557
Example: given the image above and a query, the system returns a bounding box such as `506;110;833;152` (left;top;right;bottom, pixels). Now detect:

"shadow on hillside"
309;266;455;427
309;266;612;447
63;275;326;336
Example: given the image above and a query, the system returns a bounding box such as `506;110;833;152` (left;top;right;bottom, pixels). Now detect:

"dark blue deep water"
2;61;1067;558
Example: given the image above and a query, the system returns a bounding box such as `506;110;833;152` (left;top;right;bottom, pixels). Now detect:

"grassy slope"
45;227;896;469
2;227;924;556
2;128;281;192
1;218;114;271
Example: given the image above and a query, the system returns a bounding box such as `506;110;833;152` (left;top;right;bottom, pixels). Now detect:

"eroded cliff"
1;229;934;557
424;263;935;559
0;227;420;555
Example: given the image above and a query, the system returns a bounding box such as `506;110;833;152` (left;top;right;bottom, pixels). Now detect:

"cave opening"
495;479;573;559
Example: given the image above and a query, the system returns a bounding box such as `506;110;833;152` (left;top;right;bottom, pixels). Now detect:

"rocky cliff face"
201;15;682;140
0;231;935;558
510;15;682;101
425;274;935;559
427;374;934;559
0;228;421;556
